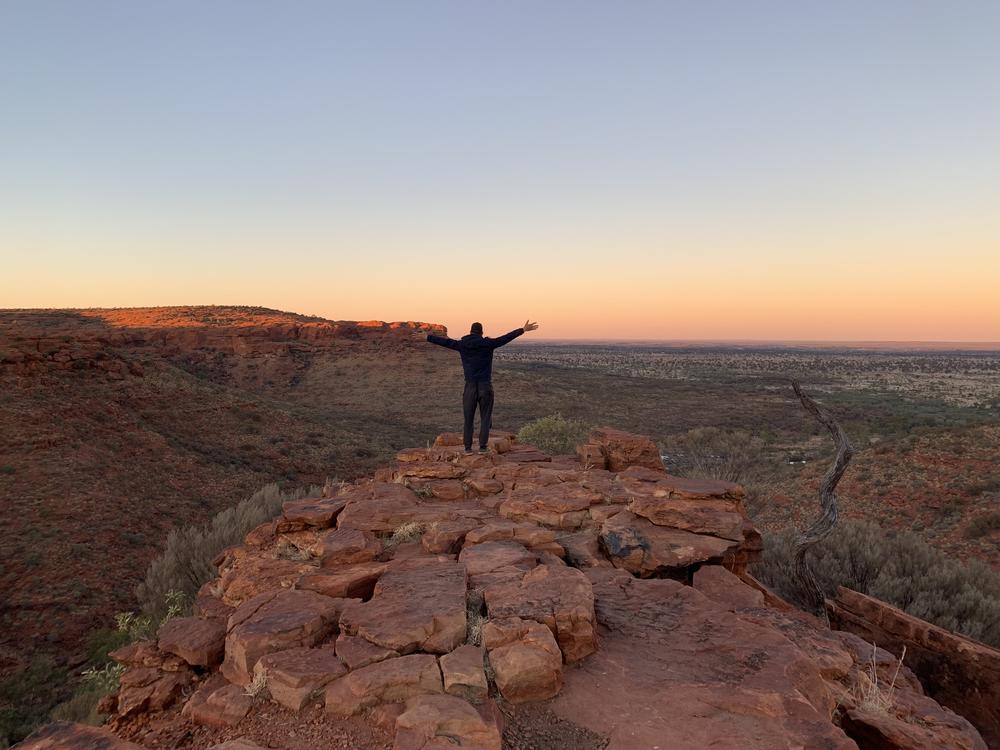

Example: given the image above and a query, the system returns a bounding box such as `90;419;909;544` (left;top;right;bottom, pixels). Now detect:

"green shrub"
662;427;765;484
965;511;1000;538
136;482;320;619
517;414;590;456
754;520;1000;647
0;657;67;746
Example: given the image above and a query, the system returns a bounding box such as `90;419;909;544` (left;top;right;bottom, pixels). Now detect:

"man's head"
470;322;483;335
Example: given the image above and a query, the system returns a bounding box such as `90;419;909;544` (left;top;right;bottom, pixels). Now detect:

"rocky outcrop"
828;586;1000;748
62;427;983;750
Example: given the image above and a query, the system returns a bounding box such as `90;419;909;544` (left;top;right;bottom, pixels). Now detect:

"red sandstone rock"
181;674;254;728
434;430;515;453
276;497;347;532
484;564;596;662
157;616;226;667
312;527;382;567
458;541;537;577
421;520;479;554
466;477;504;496
324;654;443;716
13;721;145;749
394;694;502;750
482;617;563;703
339;559;467;654
558;530;613;569
463;519;557;548
692;565;765;610
335;634;400;670
499;483;601;529
828;586;998;748
600;510;740;576
582;428;664;472
440;644;488;701
207;741;266;750
297;561;387;599
221;589;343;686
217;550;315;606
254;646;347;711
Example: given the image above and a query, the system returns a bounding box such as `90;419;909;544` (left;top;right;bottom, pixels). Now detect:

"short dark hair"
470;322;483;335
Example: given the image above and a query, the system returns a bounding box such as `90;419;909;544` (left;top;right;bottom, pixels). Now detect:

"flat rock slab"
218;549;316;606
600;510;739;576
277;497;348;532
484;564;597;663
13;721;146;749
582;428;664;472
440;644;488;700
297;562;387;599
335;633;399;670
394;694;502;750
483;617;563;704
157;616;227;667
499;483;602;529
627;495;745;540
324;654;443;716
255;646;347;711
221;589;343;686
340;559;467;654
181;674;254;728
464;520;556;548
549;568;856;750
459;541;537;577
312;527;382;567
692;565;765;610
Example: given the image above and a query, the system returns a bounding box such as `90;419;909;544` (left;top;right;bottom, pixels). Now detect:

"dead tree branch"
790;380;853;619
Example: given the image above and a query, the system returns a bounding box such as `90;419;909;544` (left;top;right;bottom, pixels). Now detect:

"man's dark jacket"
426;328;524;382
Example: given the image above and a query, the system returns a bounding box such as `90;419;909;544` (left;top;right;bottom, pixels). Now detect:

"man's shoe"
463;448;474;455
478;447;488;454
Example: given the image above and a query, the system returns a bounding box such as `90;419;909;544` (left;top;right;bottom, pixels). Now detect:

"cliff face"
0;307;444;376
18;429;987;750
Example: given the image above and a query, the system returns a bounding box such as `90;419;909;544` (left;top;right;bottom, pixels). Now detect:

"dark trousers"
462;380;494;450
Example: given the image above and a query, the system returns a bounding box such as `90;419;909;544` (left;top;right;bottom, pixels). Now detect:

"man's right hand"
523;320;539;332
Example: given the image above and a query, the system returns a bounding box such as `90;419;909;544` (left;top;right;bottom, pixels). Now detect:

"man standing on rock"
427;320;539;453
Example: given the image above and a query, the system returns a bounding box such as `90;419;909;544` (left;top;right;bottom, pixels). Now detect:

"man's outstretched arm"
427;333;461;350
488;319;539;349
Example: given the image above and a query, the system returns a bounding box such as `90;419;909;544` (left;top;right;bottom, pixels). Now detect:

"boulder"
335;634;400;670
558;530;613;569
339;559;467;654
421;520;480;554
600;510;739;576
311;527;382;567
440;644;488;700
297;562;387;599
499;483;601;529
181;674;254;728
464;520;557;548
324;654;443;716
157;616;227;667
828;586;999;748
276;497;347;532
12;721;145;749
218;550;315;606
458;541;537;577
254;646;347;711
482;617;563;703
394;694;502;750
484;564;597;662
581;428;664;472
221;589;343;686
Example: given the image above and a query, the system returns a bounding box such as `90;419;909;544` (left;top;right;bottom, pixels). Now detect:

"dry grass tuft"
852;643;906;713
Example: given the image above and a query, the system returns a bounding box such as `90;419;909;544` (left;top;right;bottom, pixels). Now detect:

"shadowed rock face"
51;427;985;750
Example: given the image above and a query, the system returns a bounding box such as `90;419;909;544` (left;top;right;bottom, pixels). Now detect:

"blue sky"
2;1;998;339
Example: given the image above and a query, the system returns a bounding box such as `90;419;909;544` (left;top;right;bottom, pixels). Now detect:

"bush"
754;520;1000;647
965;511;1000;538
662;427;765;484
0;657;67;746
137;482;320;619
517;414;590;456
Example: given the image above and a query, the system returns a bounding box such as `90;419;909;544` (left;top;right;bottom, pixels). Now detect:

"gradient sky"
2;1;998;340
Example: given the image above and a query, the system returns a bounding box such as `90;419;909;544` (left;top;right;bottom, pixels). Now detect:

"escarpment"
16;429;990;750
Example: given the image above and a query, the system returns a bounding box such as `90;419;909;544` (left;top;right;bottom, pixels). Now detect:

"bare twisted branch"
790;380;854;619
